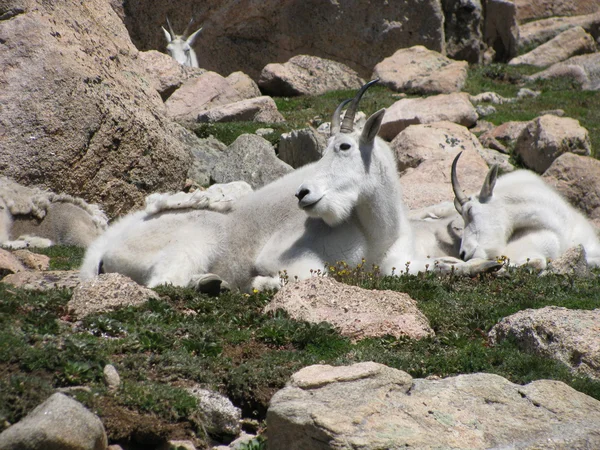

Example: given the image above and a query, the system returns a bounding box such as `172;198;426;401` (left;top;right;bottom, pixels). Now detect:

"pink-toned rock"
1;270;81;291
527;52;600;90
137;49;204;100
69;273;160;319
372;46;468;94
518;12;600;50
0;248;27;276
515;114;591;173
391;122;490;209
380;93;478;141
226;71;262;100
514;0;599;22
165;71;243;121
543;152;600;228
265;277;434;341
258;55;364;97
509;26;597;67
197;96;285;124
13;250;50;271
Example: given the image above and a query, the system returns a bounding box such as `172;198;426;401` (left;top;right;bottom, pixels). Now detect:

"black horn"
340;78;380;133
182;17;195;38
330;99;352;137
166;17;176;38
451;152;469;209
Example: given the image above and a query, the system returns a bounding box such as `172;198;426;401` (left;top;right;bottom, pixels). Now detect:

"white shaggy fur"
162;18;202;68
81;82;485;292
0;177;108;248
451;152;600;269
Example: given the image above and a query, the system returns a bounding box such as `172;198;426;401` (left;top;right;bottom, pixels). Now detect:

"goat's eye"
339;143;351;151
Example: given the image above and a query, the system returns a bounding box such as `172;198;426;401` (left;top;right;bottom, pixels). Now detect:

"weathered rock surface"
210;134;293;189
69;273;160;319
0;392;107;450
197;96;285;124
225;71;262;100
514;0;599;22
165;71;243;121
514;114;591;173
267;362;600;449
0;0;194;219
265;278;434;341
372;46;468;94
490;306;600;379
0;248;27;276
391;122;490;209
379;93;479;141
478;120;528;152
278;128;327;169
442;0;484;63
103;364;121;392
545;244;592;277
543;152;600;228
484;0;519;62
1;270;81;291
12;249;50;271
125;0;445;79
187;136;227;187
509;26;597;67
518;12;600;50
137;49;203;100
186;386;241;438
528;52;600;90
258;55;364;97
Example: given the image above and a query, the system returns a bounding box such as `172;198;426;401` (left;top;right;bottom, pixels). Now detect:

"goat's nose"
296;188;310;201
460;250;466;261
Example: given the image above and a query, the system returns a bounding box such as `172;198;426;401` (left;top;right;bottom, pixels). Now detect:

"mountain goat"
0;177;107;249
162;18;202;67
451;152;600;269
81;81;491;293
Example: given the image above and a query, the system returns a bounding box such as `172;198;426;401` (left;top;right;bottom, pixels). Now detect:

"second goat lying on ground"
81;81;488;292
451;152;600;269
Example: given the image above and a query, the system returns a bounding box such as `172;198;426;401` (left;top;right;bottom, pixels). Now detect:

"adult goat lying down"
451;152;600;269
81;81;482;292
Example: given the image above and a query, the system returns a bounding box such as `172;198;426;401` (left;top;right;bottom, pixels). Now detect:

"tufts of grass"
31;246;85;271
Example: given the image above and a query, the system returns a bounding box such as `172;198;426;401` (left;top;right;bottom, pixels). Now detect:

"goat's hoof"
192;273;227;296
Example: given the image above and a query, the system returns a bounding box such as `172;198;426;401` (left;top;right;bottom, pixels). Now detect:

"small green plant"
238;435;267;450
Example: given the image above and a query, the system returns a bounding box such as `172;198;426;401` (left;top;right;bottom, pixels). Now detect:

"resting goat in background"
162;18;202;67
451;152;600;269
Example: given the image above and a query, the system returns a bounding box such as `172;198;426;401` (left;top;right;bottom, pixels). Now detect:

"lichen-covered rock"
267;362;600;449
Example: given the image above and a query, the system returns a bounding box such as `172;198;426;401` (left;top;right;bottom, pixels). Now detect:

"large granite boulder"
0;0;195;218
124;0;446;79
268;362;600;449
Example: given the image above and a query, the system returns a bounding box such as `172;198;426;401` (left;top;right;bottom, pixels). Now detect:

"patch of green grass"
30;246;85;271
192;122;292;147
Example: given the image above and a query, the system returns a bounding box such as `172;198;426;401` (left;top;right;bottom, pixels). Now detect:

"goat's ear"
162;26;172;43
479;164;499;202
187;27;203;45
360;108;386;145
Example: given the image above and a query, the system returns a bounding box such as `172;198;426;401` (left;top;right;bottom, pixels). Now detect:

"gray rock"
278;128;326;169
518;12;600;51
514;114;591;173
514;0;599;23
528;52;600;90
197;96;285;124
0;392;107;450
210;134;293;189
259;55;364;97
12;250;50;271
545;244;591;277
509;26;597;67
103;364;121;392
187;136;228;187
372;46;468;94
478;148;515;172
186;386;241;437
542;152;600;229
267;362;600;449
265;277;434;341
442;0;484;63
380;93;479;141
0;248;27;276
489;306;600;379
1;270;81;291
69;273;160;319
484;0;519;62
125;0;445;79
225;71;262;100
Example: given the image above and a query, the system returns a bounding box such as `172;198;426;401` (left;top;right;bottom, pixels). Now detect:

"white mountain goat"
81;81;492;293
0;177;107;249
451;152;600;269
161;18;202;67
